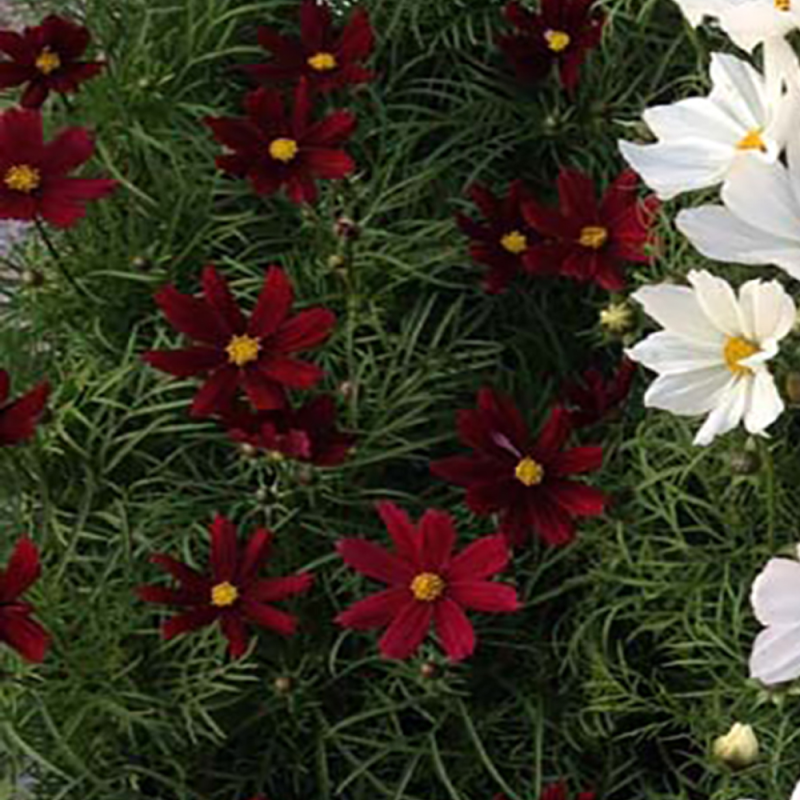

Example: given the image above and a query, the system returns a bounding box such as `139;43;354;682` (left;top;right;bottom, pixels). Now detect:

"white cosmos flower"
676;128;800;279
619;52;794;200
626;270;795;446
750;556;800;685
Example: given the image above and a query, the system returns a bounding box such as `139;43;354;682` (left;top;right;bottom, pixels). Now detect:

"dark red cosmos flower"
541;783;596;800
226;394;354;466
143;266;336;418
336;502;520;662
138;515;313;658
0;15;104;109
430;389;606;547
562;357;636;429
522;168;659;292
0;370;49;446
0;537;50;663
243;0;374;94
497;0;604;93
205;79;356;205
0;108;116;229
456;180;543;294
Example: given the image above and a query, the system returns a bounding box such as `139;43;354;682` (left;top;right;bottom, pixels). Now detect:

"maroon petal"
137;585;198;606
247;267;294;339
337;538;415;585
20;82;49;110
153;284;228;345
245;85;286;129
523;496;575;547
336;586;412;631
0;31;30;61
248;573;313;603
271;308;336;354
205;115;261;152
434;598;475;662
0;381;49;446
238;528;273;583
210;514;239;583
161;607;218;639
448;535;510;581
0;63;34;89
240;599;298;636
142;347;224;377
548;480;606;517
0;537;40;601
419;509;456;573
242;368;286;410
378;600;432;660
202;265;245;335
303;148;355;179
556;168;599;221
534;405;572;456
190;366;239;417
430;454;498;487
0;370;9;404
300;0;331;50
256;26;300;59
338;8;374;61
550;446;603;476
306;110;357;146
258;357;324;390
220;612;250;657
41;126;94;175
0;610;49;662
447;581;520;613
375;501;421;568
150;554;209;593
292;78;312;137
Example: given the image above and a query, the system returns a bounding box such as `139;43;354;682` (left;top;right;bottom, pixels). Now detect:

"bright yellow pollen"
724;337;760;376
211;581;239;607
515;457;544;487
308;51;337;71
776;0;791;11
500;230;528;254
269;138;299;163
35;48;61;75
4;164;41;193
226;334;261;367
544;29;571;52
410;572;446;602
579;225;609;249
736;129;767;152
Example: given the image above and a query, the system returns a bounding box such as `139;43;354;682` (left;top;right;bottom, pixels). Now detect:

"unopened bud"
237;442;259;460
273;676;293;694
600;302;634;334
730;449;761;476
338;380;356;400
334;216;360;240
786;372;800;404
21;269;44;287
420;662;439;680
713;722;759;769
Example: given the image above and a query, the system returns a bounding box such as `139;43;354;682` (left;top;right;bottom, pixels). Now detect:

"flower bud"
327;254;346;270
729;449;761;476
786;372;800;405
334;216;360;240
21;269;45;288
713;722;759;769
237;442;259;460
420;662;439;680
599;302;634;334
273;676;293;694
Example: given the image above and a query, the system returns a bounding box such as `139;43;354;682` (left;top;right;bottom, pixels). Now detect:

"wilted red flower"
0;537;50;663
143;266;336;418
138;515;313;658
0;370;49;446
226;394;354;466
497;0;604;93
0;15;104;109
0;108;116;228
522;168;659;292
243;0;374;94
336;502;520;662
562;357;636;428
431;389;606;547
456;180;543;294
541;783;596;800
205;79;356;205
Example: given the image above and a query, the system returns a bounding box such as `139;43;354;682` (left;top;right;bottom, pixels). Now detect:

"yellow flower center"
600;302;634;333
724;336;760;375
579;225;609;249
269;138;299;163
4;164;41;193
410;572;446;602
736;128;767;152
500;230;528;254
308;51;337;71
515;456;544;487
35;48;61;75
776;0;791;11
544;29;571;52
226;334;261;367
211;581;239;607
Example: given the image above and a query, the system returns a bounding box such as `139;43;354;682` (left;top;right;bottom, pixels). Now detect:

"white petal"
709;53;767;131
751;558;800;626
749;624;800;686
719;4;800;53
626;331;722;375
631;284;723;343
644;366;733;416
643;97;744;145
791;781;800;800
619;139;732;199
744;368;784;435
738;278;797;343
688;270;746;337
671;0;725;26
693;376;749;445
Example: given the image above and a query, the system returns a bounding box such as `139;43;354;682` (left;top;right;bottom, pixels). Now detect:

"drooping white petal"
751;558;800;626
749;623;800;685
738;278;797;343
631;284;723;343
643;366;733;416
626;331;722;375
744;368;784;435
688;269;746;337
693;375;749;445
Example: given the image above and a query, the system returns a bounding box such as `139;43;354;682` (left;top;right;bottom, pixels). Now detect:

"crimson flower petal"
419;509;456;573
220;612;250;657
0;537;41;601
375;501;421;568
248;573;313;603
248;267;294;339
161;607;218;640
336;586;412;631
0;610;49;662
448;535;510;581
447;581;520;613
210;514;238;583
378;600;432;660
337;539;415;585
240;599;298;636
434;598;475;662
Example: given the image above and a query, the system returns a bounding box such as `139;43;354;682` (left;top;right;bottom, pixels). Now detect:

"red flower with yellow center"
205;79;357;205
0;537;50;663
242;0;374;94
0;369;49;446
138;515;314;659
0;15;104;109
337;502;520;662
0;108;117;228
497;0;605;93
143;265;336;418
522;168;659;292
430;388;606;547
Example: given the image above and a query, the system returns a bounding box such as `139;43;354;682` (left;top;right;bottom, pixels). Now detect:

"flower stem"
34;218;94;302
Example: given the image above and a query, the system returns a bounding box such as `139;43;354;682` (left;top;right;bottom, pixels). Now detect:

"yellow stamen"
269;138;299;163
579;225;609;250
599;302;634;334
544;29;571;52
515;457;544;487
724;336;760;375
308;52;337;71
410;572;446;602
35;48;61;75
736;129;767;152
226;334;261;367
211;581;239;607
4;164;41;193
776;0;791;11
500;230;528;254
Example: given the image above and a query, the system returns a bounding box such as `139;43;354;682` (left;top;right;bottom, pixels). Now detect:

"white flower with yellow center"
619;53;794;200
627;270;795;446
